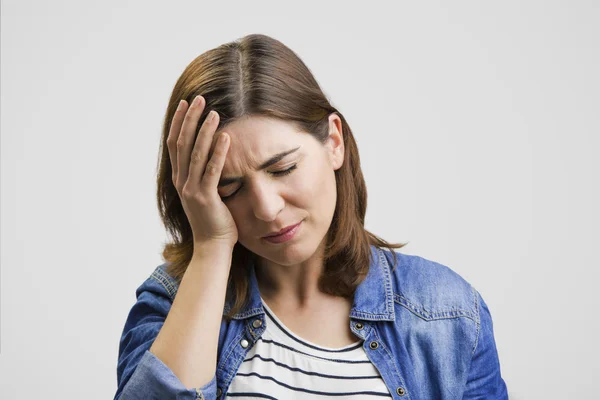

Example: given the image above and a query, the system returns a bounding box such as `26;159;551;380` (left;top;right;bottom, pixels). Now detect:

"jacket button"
369;341;379;350
252;319;263;328
355;322;364;330
216;387;222;397
240;339;249;348
396;387;406;396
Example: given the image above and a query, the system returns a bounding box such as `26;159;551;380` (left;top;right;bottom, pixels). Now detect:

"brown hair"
156;34;407;320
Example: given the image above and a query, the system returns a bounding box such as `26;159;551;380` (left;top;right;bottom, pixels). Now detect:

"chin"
244;235;319;267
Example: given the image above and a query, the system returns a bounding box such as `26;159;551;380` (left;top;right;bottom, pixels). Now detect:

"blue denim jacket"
115;245;508;399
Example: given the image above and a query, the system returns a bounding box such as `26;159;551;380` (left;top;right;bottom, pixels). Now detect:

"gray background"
2;1;599;398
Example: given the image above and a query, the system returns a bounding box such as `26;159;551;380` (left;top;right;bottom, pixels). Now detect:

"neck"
254;247;328;310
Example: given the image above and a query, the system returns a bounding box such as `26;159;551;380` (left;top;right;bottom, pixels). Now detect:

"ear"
326;113;345;171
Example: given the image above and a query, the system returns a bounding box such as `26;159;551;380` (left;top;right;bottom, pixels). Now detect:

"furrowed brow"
218;146;301;187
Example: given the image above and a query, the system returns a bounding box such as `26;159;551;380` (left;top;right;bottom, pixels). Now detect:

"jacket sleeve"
462;289;508;399
114;275;218;400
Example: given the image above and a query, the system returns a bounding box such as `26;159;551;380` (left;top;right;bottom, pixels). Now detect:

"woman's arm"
462;290;509;399
115;242;233;400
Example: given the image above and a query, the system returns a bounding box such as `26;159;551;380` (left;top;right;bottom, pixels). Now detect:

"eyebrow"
218;146;301;187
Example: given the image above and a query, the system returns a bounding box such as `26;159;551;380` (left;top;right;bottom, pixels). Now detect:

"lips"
263;221;302;238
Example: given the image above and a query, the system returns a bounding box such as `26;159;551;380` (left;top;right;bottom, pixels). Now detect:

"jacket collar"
223;245;395;322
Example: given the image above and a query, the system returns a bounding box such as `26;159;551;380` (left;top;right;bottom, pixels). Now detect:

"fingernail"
177;100;184;111
192;96;201;106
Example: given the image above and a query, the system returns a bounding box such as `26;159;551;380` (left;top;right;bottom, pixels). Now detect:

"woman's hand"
167;95;238;248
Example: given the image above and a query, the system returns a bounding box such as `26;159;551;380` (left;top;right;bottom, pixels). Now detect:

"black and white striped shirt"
226;297;393;399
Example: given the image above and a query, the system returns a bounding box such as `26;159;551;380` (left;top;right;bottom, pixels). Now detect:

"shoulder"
379;248;479;322
135;262;180;302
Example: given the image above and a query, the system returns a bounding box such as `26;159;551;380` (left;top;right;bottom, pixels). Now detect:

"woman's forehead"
219;115;301;140
216;116;307;171
218;117;303;152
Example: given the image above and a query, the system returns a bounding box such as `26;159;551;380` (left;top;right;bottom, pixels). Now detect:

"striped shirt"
226;297;393;399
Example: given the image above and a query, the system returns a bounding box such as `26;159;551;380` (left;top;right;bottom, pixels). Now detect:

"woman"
115;34;508;399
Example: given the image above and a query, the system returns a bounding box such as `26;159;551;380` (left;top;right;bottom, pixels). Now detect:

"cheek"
293;163;336;206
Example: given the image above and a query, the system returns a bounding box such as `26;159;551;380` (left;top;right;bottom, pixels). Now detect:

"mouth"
263;221;302;238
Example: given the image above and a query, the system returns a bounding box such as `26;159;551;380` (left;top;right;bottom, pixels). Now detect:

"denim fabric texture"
115;245;508;399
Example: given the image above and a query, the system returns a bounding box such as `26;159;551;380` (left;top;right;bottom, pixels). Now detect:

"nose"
248;180;284;222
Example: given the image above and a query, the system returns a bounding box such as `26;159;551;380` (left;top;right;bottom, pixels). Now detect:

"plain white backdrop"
2;1;599;398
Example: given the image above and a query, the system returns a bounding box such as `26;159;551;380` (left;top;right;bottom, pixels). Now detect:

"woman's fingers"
201;132;230;191
166;99;189;188
177;96;207;188
167;94;228;199
188;110;221;191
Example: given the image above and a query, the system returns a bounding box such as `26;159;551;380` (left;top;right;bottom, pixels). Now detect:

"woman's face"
214;114;344;266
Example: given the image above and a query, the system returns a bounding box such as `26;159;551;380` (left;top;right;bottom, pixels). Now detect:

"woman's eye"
271;164;297;176
220;164;297;201
220;187;240;200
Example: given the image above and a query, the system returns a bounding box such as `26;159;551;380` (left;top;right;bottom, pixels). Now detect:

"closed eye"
220;164;297;201
270;164;297;176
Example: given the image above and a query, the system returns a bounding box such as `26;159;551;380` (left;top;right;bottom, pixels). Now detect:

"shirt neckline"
260;295;363;352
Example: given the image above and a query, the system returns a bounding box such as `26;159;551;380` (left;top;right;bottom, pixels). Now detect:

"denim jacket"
115;245;508;399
